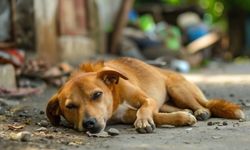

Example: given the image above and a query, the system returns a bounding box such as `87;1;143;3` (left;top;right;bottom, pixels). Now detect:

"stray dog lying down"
46;57;245;134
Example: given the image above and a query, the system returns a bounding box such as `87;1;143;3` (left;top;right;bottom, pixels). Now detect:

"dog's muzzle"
83;118;102;133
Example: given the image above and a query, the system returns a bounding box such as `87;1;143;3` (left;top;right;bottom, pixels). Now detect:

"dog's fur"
46;57;245;134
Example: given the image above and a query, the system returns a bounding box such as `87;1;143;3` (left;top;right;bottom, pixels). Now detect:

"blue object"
186;24;209;42
170;59;190;73
128;10;138;23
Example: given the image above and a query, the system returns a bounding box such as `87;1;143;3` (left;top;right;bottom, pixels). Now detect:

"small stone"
86;131;110;138
68;141;83;146
36;127;47;132
207;121;213;126
185;128;193;132
239;119;246;122
215;126;220;130
222;121;228;126
233;122;240;127
11;131;32;142
40;110;45;115
39;120;49;127
243;102;250;107
212;136;222;139
107;128;120;136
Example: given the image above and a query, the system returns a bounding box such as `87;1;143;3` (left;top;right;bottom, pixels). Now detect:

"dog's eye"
66;103;78;109
92;91;103;100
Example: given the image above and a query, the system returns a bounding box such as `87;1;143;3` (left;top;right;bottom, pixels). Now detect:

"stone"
39;120;49;127
107;128;120;136
10;131;32;142
207;121;213;126
0;64;16;89
36;127;47;132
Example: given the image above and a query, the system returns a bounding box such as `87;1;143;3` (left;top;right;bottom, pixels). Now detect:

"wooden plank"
58;0;87;35
110;0;134;54
34;0;59;64
86;0;105;54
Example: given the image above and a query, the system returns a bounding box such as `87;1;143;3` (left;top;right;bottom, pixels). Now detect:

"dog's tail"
204;99;245;119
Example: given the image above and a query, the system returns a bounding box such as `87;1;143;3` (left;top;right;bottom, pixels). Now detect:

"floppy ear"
97;70;128;85
46;94;61;126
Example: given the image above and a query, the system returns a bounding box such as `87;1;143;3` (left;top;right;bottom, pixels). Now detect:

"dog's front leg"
121;86;157;133
133;96;157;133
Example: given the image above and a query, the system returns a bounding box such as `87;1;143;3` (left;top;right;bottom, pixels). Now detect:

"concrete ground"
0;62;250;150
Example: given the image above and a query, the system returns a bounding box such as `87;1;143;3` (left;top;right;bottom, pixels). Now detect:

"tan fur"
46;57;245;134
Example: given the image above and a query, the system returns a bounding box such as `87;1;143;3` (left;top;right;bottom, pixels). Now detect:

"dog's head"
46;69;128;133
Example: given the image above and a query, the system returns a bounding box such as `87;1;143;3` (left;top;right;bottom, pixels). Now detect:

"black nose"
83;118;97;129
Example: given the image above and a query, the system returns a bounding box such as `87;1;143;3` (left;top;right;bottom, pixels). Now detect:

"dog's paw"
194;109;211;121
175;112;197;126
186;113;197;125
134;118;155;134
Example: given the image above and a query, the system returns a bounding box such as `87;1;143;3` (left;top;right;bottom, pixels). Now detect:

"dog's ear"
46;94;61;126
97;70;128;85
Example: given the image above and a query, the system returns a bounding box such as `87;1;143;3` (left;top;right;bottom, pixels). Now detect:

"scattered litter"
214;126;220;130
86;131;110;138
38;120;49;127
8;123;25;131
185;128;193;133
107;128;120;136
233;122;240;127
222;121;228;126
68;141;83;146
36;127;47;132
10;131;32;142
185;128;193;131
0;85;45;98
21;59;73;87
0;49;25;67
207;121;213;126
239;119;246;122
212;136;222;139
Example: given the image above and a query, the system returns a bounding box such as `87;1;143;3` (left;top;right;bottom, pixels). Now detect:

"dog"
46;57;245;134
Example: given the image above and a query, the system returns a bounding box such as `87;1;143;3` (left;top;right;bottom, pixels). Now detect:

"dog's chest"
112;101;137;120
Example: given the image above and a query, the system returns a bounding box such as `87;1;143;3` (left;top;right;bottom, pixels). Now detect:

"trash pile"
119;8;221;73
0;49;73;98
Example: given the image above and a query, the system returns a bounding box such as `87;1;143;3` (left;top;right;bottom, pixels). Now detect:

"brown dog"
46;57;245;134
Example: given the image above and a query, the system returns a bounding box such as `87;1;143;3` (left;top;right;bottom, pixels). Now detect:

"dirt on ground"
0;62;250;150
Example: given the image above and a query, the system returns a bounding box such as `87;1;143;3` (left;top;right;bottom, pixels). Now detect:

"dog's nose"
83;118;97;130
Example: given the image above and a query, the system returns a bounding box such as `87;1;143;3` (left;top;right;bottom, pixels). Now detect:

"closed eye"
66;103;78;109
91;91;103;100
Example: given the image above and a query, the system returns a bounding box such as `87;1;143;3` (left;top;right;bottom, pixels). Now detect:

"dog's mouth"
82;117;106;134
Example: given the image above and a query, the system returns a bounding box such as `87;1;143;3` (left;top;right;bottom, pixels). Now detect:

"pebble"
212;136;222;139
36;127;47;132
215;126;220;130
39;120;49;127
11;131;32;142
222;121;228;126
86;131;110;138
40;110;45;115
207;121;213;126
107;128;120;136
239;119;246;122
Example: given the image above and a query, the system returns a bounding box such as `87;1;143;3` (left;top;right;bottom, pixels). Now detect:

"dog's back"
106;57;167;103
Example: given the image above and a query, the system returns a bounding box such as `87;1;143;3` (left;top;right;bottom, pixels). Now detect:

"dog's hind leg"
167;80;211;121
153;112;196;126
160;104;193;114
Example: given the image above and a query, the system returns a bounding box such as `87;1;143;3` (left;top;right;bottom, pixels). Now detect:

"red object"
0;49;25;67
